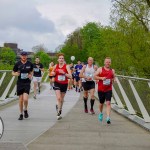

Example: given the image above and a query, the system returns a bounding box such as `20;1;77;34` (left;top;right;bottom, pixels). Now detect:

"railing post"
0;72;6;87
44;73;49;82
116;77;136;114
112;85;124;108
0;76;15;100
128;79;150;122
9;85;16;97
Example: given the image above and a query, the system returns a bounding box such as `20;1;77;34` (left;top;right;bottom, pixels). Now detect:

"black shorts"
17;84;30;96
98;90;112;104
82;81;95;91
49;76;55;79
53;82;68;93
75;76;80;82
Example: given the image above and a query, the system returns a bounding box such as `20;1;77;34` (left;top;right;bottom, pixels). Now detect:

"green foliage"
0;47;16;65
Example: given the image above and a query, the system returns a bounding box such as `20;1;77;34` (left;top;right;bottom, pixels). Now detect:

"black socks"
90;99;95;110
83;97;88;109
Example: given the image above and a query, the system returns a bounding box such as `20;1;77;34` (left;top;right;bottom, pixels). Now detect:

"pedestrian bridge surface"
0;83;150;150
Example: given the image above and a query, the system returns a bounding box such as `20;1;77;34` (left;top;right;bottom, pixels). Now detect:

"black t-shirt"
33;63;44;77
13;60;33;84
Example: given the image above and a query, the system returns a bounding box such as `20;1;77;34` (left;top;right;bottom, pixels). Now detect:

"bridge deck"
0;83;150;150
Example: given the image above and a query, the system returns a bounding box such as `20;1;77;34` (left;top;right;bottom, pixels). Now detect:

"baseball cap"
20;51;28;55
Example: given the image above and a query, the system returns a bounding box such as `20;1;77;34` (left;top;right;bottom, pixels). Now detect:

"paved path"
28;92;150;150
1;83;150;150
0;83;80;149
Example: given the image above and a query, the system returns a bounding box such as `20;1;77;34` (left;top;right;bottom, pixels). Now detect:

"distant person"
12;51;33;120
33;57;44;99
48;62;55;90
51;53;72;120
68;62;74;90
74;60;83;92
94;57;115;124
79;57;98;114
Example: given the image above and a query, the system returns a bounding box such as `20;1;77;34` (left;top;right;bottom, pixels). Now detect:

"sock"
83;97;88;109
90;99;95;110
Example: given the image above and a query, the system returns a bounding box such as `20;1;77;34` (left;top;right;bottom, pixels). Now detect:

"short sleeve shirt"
33;63;44;77
13;61;33;84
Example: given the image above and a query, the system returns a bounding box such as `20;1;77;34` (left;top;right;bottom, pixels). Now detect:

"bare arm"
51;65;56;76
112;69;116;83
66;65;72;79
12;71;20;77
79;65;86;78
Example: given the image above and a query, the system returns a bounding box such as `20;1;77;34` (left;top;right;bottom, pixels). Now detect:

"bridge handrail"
116;75;150;81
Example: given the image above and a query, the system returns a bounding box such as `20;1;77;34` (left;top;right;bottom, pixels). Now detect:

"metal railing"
0;71;49;101
1;71;150;123
113;75;150;122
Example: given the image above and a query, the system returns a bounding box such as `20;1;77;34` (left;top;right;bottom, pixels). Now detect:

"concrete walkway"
28;93;150;150
0;83;80;149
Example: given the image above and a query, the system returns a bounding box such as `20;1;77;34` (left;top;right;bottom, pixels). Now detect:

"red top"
55;64;68;84
98;67;114;92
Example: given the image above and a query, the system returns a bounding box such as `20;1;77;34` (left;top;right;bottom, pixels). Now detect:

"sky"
0;0;112;52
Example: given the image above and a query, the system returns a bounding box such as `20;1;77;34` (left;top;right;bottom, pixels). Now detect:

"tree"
111;0;150;32
0;47;16;65
33;51;50;68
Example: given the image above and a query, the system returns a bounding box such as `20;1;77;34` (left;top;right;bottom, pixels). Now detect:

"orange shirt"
49;66;54;76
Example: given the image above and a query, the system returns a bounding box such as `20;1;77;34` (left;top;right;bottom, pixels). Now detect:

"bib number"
103;79;111;85
34;68;39;72
58;75;65;81
21;73;28;79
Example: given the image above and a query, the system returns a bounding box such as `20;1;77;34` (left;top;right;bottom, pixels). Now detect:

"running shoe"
98;113;103;122
33;95;36;99
38;89;40;94
18;114;23;120
24;110;29;118
78;89;80;92
106;117;111;124
57;110;62;120
84;108;88;113
90;109;95;115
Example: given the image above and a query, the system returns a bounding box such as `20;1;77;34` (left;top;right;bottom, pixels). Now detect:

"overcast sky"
0;0;112;52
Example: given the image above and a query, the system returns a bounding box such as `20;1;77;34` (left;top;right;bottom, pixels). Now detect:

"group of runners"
12;52;115;124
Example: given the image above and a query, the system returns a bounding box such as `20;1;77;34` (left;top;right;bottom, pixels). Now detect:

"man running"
51;53;72;120
79;57;98;114
12;51;33;120
33;57;44;99
74;60;83;92
94;57;115;124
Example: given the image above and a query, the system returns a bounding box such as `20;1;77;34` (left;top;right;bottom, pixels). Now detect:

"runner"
94;57;115;124
79;57;98;114
51;53;72;120
68;62;74;91
33;57;44;99
12;51;33;120
74;60;83;92
48;62;55;90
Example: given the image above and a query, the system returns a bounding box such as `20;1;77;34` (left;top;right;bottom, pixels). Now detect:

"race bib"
86;73;93;77
21;73;28;79
34;68;39;72
58;75;66;81
78;70;81;73
103;79;111;85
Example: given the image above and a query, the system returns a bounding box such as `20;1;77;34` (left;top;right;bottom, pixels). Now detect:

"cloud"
0;0;55;33
0;0;112;51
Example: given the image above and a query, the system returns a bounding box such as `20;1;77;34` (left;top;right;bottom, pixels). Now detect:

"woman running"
51;53;72;120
